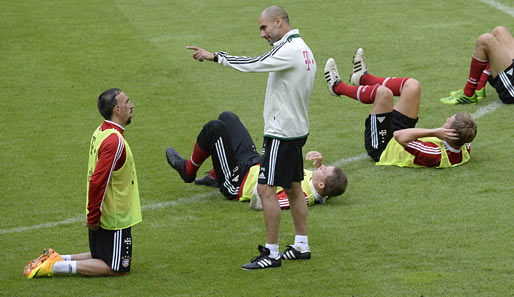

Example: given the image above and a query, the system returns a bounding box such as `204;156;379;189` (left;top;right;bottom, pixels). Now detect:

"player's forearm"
87;178;106;225
86;204;102;225
394;128;438;147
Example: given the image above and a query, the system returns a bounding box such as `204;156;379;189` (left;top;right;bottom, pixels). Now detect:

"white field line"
0;191;217;235
2;0;510;235
471;99;503;119
0;100;504;235
478;0;514;17
331;153;369;167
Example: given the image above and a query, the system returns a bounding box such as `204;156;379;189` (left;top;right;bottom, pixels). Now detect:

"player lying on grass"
441;26;514;104
194;150;345;211
324;49;477;168
165;111;347;211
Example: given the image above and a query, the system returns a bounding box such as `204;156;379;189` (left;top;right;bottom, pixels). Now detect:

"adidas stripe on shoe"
350;48;367;86
280;245;311;260
324;58;341;97
241;245;281;270
440;89;477;105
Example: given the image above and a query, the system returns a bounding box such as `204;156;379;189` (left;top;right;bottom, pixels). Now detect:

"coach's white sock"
265;243;279;259
294;235;310;253
52;261;77;274
60;255;72;261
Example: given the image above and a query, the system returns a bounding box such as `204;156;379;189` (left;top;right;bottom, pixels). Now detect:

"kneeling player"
24;88;141;279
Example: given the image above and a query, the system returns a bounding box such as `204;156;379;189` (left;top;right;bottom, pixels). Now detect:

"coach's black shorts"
258;136;307;189
488;59;514;104
364;110;418;161
89;227;132;272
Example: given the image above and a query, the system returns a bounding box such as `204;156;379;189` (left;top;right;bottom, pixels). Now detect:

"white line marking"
331;153;369;167
0;217;83;235
0;191;217;235
141;191;216;211
471;99;503;119
0;100;504;235
478;0;514;17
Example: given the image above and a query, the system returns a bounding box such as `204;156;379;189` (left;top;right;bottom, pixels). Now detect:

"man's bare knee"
491;26;508;37
403;78;421;95
374;86;394;110
476;32;495;48
376;85;393;98
257;184;275;200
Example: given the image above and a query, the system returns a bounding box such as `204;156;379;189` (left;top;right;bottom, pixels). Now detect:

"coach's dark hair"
97;88;121;120
324;167;348;198
451;112;477;147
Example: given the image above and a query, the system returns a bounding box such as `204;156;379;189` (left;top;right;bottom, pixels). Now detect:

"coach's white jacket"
216;29;316;140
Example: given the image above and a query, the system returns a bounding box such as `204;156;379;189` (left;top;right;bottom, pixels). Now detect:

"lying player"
324;48;477;168
165;111;347;210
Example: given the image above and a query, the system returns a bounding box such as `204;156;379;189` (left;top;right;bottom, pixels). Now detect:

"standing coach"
182;5;316;270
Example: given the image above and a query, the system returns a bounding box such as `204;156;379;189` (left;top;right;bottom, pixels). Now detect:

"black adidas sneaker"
166;147;195;183
241;245;281;270
194;172;218;187
280;245;311;260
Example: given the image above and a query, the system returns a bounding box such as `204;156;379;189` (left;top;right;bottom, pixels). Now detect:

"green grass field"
1;0;514;296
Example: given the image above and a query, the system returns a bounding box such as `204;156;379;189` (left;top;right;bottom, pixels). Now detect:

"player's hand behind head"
306;151;323;168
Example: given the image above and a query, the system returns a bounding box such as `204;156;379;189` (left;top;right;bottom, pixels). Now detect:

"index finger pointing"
186;46;199;50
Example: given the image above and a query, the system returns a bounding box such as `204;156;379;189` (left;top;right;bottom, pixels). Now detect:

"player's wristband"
213;52;219;62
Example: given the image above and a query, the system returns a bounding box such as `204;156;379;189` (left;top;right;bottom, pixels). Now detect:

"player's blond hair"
451;112;477;147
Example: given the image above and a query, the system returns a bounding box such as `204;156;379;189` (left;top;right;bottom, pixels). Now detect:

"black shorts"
218;112;261;168
488;59;514;104
364;110;418;161
197;112;261;199
258;136;306;188
89;227;132;272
